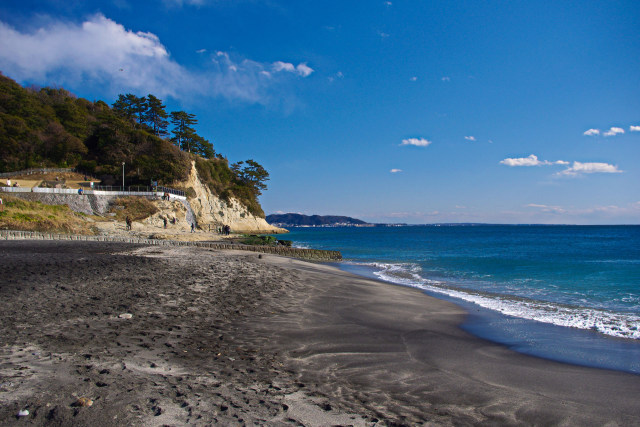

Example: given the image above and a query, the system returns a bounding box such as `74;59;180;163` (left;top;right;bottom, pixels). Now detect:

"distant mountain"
266;213;369;227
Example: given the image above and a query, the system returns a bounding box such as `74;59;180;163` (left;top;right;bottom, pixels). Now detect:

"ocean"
278;225;640;374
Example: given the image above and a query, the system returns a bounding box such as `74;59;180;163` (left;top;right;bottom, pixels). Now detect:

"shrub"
241;235;277;246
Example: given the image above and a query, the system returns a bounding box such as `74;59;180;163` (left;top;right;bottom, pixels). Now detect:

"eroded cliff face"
182;161;286;234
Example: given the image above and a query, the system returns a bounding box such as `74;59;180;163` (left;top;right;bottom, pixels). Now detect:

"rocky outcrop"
181;162;286;234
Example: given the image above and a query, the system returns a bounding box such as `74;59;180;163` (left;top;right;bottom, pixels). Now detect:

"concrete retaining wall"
0;230;343;262
3;192;185;217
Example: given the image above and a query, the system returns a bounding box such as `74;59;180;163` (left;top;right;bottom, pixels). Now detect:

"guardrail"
0;169;183;196
0;230;343;261
91;185;185;197
0;186;187;200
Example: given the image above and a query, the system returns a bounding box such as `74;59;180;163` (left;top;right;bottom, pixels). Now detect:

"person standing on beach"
191;222;195;233
126;216;132;231
163;217;167;228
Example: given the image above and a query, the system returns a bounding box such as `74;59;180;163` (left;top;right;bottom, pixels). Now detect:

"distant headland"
266;213;406;227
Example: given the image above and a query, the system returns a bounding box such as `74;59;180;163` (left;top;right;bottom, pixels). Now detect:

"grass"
0;195;96;234
110;196;158;221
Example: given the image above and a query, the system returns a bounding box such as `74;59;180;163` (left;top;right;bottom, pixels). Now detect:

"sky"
0;0;639;224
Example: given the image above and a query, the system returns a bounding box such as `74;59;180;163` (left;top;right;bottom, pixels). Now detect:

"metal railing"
0;169;185;198
90;185;185;197
0;186;187;199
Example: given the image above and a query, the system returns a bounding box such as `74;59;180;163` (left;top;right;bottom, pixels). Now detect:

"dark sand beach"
0;240;638;426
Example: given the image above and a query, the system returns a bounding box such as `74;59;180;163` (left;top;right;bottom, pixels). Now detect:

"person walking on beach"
191;222;195;233
163;217;167;228
125;216;132;231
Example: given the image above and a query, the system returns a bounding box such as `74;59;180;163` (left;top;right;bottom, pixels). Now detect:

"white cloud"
583;128;600;136
384;1;393;6
603;127;625;137
295;63;314;77
441;76;450;82
378;31;390;38
0;15;312;103
526;204;566;214
410;76;417;81
390;169;403;173
630;125;640;132
500;154;568;167
400;137;432;147
196;48;206;53
272;61;314;77
464;136;476;141
557;161;622;176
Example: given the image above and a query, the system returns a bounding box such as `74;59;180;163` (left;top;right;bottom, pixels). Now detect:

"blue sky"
1;0;639;224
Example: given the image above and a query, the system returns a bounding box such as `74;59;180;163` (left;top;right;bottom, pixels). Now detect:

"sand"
0;241;638;426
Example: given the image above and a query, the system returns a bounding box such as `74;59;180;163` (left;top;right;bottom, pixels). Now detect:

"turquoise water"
279;225;640;373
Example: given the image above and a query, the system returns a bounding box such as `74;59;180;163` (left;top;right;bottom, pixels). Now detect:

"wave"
291;242;312;249
347;261;640;340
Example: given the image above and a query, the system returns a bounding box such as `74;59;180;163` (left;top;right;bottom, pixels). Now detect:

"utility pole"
122;162;125;191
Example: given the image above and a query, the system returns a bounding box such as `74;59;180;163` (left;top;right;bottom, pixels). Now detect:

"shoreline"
0;240;638;425
336;261;640;375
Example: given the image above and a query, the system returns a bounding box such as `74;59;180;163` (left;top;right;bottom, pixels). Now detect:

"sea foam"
352;261;640;340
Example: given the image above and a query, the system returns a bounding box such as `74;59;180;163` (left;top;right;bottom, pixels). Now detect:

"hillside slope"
0;73;274;227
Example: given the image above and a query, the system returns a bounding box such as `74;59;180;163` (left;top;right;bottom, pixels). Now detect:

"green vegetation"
241;235;278;246
0;195;96;234
0;73;270;217
194;157;267;217
240;235;293;247
109;196;158;221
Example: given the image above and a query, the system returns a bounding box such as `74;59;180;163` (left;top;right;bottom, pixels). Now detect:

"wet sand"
0;241;638;426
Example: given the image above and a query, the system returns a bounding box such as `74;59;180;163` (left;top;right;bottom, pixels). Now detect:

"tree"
112;94;146;126
231;159;269;195
145;94;169;137
191;134;215;159
169;110;214;158
170;111;197;151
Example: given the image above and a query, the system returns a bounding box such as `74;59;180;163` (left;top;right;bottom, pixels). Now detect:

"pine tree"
170;110;197;151
145;94;169;137
112;94;147;127
191;134;215;159
231;159;269;195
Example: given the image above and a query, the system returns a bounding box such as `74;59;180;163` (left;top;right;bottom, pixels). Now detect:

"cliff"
183;162;286;234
